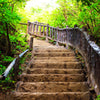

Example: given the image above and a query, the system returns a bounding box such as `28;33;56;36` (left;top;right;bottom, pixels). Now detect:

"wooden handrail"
27;21;100;95
0;49;29;80
19;23;27;25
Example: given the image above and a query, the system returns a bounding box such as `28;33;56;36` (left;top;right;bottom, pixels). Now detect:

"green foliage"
2;56;14;62
30;0;100;45
49;40;55;43
31;7;42;14
48;9;66;28
0;0;29;54
96;95;100;100
0;65;6;75
0;0;29;93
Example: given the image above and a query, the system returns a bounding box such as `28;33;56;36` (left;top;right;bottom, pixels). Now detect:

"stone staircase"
8;45;92;100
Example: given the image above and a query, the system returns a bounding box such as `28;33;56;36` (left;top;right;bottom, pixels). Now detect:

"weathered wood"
46;24;49;42
50;27;52;37
39;25;42;35
66;28;100;95
52;28;54;38
28;22;30;34
27;22;29;34
1;49;29;80
30;36;34;49
66;26;69;49
33;23;35;34
30;24;32;33
54;29;57;40
28;21;32;35
43;26;45;36
36;22;39;35
20;23;27;25
32;34;46;38
56;28;59;46
61;31;63;42
34;21;46;25
48;37;56;42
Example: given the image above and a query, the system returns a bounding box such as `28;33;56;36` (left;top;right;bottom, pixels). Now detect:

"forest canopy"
28;0;100;45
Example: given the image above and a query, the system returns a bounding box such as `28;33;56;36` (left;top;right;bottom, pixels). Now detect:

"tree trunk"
6;23;12;56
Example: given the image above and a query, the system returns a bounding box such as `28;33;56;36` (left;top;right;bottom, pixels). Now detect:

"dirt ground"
0;93;6;100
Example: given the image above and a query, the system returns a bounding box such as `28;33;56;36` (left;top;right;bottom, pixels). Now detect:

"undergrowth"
0;34;32;93
96;95;100;100
0;50;32;93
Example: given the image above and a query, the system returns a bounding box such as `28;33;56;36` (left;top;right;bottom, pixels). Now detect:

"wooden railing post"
36;22;38;35
56;28;59;46
30;36;34;50
39;25;42;35
52;27;54;38
28;21;32;35
33;23;35;35
46;24;49;42
66;26;69;49
54;28;56;39
43;26;45;36
27;21;30;34
50;27;52;37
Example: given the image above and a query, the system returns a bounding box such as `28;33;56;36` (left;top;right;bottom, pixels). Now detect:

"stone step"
34;57;77;62
20;74;86;82
17;82;89;92
26;68;85;74
30;62;82;69
34;48;71;52
6;40;92;100
8;92;91;100
34;52;75;57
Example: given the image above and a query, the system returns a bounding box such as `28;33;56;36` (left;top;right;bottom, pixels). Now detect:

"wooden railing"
28;21;67;46
28;21;100;95
0;49;29;80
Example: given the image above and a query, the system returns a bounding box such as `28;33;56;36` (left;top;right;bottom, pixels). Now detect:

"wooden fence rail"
0;49;29;80
28;21;100;95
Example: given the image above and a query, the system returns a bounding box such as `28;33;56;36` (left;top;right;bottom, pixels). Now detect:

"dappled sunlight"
25;0;59;11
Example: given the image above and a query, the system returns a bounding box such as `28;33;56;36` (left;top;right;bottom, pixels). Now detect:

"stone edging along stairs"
7;44;93;100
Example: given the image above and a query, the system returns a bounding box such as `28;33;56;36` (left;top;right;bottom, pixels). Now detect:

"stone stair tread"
34;52;75;57
20;74;86;82
34;58;77;62
34;48;71;52
9;92;91;100
17;82;89;92
26;68;85;74
30;62;82;69
34;60;78;62
33;56;77;61
34;57;76;59
6;39;92;100
34;52;74;54
32;62;81;65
